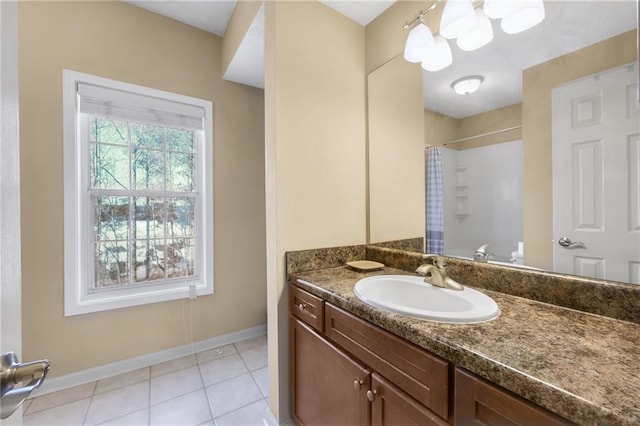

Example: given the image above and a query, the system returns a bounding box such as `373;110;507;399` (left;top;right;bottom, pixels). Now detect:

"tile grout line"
89;371;156;426
196;352;215;424
148;369;152;426
81;381;98;426
214;397;269;423
230;341;271;420
234;341;269;398
200;342;266;423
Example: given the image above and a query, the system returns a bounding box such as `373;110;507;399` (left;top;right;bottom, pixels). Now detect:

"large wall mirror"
367;0;640;286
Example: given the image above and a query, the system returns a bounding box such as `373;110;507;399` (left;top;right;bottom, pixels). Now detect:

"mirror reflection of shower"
426;141;524;263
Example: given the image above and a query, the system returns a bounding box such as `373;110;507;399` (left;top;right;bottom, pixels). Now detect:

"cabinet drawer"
290;284;324;332
454;368;573;425
325;303;450;420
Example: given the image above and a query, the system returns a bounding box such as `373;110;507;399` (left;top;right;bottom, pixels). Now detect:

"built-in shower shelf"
455;166;468;187
455;201;469;216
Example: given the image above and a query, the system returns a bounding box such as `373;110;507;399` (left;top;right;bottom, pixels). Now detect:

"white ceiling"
124;1;638;117
124;0;237;36
319;0;396;25
223;4;265;89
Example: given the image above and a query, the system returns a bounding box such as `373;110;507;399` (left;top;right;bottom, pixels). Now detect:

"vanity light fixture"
483;0;520;19
456;8;494;51
403;0;545;71
439;0;476;39
422;36;453;71
500;0;545;34
451;75;484;95
404;23;435;63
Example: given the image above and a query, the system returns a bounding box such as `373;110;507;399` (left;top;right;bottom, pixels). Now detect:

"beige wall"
426;104;522;149
424;108;457;146
368;55;424;243
523;30;637;269
222;0;263;75
265;1;366;420
453;104;522;149
18;1;266;376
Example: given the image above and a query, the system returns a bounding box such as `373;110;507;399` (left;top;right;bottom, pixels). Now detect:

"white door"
552;63;640;283
1;0;24;423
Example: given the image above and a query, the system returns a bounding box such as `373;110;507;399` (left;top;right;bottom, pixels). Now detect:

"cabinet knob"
366;389;377;402
353;379;363;391
298;303;308;311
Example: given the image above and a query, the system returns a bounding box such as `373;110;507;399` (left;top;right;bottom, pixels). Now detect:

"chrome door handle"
558;237;586;249
1;352;50;419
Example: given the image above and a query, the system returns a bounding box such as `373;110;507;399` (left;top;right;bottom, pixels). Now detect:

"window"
63;70;213;316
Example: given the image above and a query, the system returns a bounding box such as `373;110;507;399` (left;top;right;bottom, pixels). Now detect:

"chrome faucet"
474;244;494;263
416;254;464;291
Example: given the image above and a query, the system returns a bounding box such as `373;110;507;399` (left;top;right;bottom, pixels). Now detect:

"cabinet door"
370;373;450;426
455;368;573;425
291;317;371;426
324;303;450;420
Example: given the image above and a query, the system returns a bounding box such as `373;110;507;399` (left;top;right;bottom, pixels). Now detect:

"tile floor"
22;335;277;426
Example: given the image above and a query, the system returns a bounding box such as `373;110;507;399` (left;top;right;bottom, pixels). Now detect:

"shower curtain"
425;147;444;255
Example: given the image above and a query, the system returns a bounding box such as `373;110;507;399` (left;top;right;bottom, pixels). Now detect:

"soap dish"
346;260;385;272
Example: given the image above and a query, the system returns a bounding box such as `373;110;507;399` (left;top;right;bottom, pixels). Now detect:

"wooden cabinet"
290;284;572;426
290;284;450;426
324;303;450;420
291;317;370;426
290;285;324;332
454;368;573;426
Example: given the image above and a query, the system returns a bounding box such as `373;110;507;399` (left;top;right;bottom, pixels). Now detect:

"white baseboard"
32;324;267;397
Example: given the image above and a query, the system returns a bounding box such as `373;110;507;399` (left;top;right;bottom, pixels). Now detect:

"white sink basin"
353;275;499;324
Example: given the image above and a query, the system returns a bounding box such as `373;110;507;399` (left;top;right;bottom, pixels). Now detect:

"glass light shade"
403;23;435;63
483;0;520;19
500;0;545;34
421;36;453;72
451;75;484;95
456;9;494;51
439;0;476;40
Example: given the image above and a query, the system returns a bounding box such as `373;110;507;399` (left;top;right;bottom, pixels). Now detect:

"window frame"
63;69;214;316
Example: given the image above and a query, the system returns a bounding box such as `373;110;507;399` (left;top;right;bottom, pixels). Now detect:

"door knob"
1;352;50;419
558;237;586;249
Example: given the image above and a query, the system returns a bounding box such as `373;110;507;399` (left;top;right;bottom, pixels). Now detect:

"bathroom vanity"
287;245;640;426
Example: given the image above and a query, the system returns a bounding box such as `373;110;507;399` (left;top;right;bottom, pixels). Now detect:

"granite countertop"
291;266;640;426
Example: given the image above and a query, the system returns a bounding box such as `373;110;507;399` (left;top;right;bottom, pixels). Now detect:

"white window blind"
77;82;205;130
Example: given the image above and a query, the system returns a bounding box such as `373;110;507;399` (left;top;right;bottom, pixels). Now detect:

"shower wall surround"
441;141;523;262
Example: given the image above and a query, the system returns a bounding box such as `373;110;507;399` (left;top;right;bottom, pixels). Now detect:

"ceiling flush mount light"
451;75;484;95
456;8;494;51
439;0;476;39
404;23;435;63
